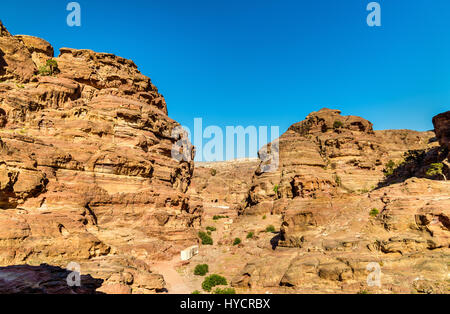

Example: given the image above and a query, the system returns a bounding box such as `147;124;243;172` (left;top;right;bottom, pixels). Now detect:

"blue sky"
2;0;449;160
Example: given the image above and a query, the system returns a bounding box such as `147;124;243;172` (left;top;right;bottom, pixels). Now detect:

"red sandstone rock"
0;21;201;293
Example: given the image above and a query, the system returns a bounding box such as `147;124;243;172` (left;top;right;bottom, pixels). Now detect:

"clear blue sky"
2;0;449;159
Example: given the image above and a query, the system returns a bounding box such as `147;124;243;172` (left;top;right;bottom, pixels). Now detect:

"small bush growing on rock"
206;226;217;232
38;65;51;76
266;225;276;233
383;160;396;176
192;290;201;294
198;231;213;245
334;174;342;187
210;168;217;176
233;238;241;246
194;264;209;276
46;59;58;74
214;287;236;294
426;163;446;181
262;215;267;220
202;274;227;292
273;184;279;194
38;59;59;76
213;215;228;220
246;232;254;239
333;121;344;129
369;208;379;217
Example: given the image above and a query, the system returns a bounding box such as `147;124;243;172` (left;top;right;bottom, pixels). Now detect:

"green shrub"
333;121;344;129
334;174;342;187
198;231;213;245
202;274;227;292
192;290;201;294
46;59;58;74
262;215;267;220
38;59;59;76
266;225;276;233
214;287;236;294
233;238;241;246
246;232;254;239
369;208;379;217
384;160;396;176
210;168;217;176
273;184;279;194
426;163;446;180
213;215;228;220
206;226;217;232
194;264;209;276
38;65;51;76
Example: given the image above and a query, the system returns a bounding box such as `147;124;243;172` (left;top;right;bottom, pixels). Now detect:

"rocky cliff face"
240;108;438;215
230;108;449;293
0;21;201;293
433;111;450;150
189;159;259;205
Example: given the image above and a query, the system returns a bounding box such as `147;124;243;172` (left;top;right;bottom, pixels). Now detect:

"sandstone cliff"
0;21;201;293
189;159;259;205
229;108;449;293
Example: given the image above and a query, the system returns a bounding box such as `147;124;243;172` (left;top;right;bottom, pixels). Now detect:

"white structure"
180;245;199;261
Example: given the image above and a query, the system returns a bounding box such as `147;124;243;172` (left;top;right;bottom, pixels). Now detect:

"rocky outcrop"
0;21;201;293
189;158;259;205
230;108;449;293
433;111;450;151
0;23;37;82
240;108;437;216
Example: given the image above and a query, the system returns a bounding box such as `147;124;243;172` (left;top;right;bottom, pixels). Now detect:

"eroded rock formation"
189;159;259;205
0;21;201;293
231;108;449;293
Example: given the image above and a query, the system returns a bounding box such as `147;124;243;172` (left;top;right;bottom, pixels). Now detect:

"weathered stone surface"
0;22;201;293
433;111;450;151
15;35;54;68
240;108;438;216
226;108;449;294
189;158;259;205
0;21;37;82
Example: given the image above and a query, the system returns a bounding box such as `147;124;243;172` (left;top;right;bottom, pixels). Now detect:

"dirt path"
152;256;191;294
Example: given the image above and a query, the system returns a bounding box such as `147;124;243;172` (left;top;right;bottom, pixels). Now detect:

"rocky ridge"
225;108;449;293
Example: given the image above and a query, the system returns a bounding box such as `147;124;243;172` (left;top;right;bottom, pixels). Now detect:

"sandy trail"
152;256;191;294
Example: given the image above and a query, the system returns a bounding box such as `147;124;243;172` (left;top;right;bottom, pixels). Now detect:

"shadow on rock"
0;264;104;294
377;147;449;189
270;233;281;250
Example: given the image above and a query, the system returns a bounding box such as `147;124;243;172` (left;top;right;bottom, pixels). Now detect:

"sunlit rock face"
230;108;449;294
0;21;201;293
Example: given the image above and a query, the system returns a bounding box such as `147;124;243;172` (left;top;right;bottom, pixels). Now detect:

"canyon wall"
0;21;201;293
232;108;449;293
